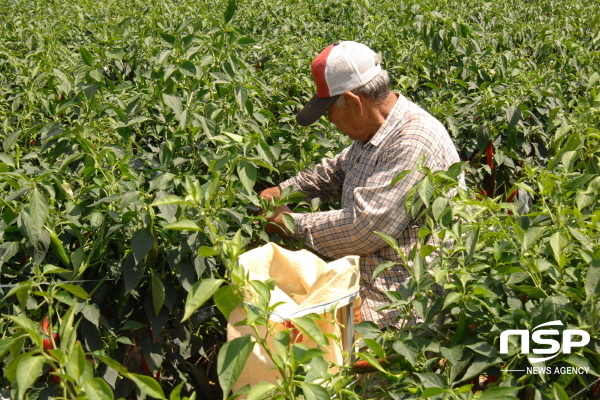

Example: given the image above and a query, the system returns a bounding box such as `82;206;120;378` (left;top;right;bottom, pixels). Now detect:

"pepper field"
1;0;599;399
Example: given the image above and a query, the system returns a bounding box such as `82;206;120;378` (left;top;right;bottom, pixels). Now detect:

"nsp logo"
499;320;590;363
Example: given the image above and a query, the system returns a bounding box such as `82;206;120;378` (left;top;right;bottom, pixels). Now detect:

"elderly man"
260;41;460;327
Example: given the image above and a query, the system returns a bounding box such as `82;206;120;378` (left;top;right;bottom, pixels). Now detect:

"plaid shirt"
280;93;460;327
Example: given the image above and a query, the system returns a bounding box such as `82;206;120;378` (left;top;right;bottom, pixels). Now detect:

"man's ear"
344;91;363;115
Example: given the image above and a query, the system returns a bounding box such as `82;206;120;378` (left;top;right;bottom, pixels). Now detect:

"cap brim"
296;94;340;126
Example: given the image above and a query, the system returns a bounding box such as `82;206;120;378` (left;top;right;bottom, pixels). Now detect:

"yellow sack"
227;243;360;392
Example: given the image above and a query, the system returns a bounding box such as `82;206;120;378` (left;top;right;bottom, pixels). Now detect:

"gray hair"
333;56;391;109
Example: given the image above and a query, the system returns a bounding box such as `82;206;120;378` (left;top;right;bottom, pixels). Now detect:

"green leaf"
150;196;189;207
123;255;145;295
371;260;397;281
563;354;600;376
422;387;450;397
91;351;129;375
392;340;419;366
66;341;87;383
83;378;115;400
550;231;567;266
29;188;49;240
182;279;225;322
0;335;25;360
57;283;89;300
355;352;387;373
432;197;450;221
17;354;44;399
299;383;330;400
460;354;498;381
105;49;125;60
3;314;42;347
509;284;547;299
290;315;328;346
415;372;448;387
374;231;401;253
506;105;522;128
479;387;521;399
169;382;185;400
585;259;600;300
119;320;147;331
440;346;463;364
132;227;154;265
237;37;256;45
179;60;197;76
466;341;497;357
222;131;244;143
418;176;434;208
562;150;579;172
552;383;569;400
234;86;248;110
390;169;411;187
354;321;382;339
80;47;94;66
214;285;241;320
576;190;596;210
522;227;546;252
127;373;166;399
151;273;165;316
164;219;203;231
162;93;183;117
362;338;385;359
224;0;237;23
465;227;479;262
443;292;461;309
247;381;277;400
237;159;257;194
198;246;219;257
89;69;103;82
217;335;253;400
282;213;295;234
588;72;600;89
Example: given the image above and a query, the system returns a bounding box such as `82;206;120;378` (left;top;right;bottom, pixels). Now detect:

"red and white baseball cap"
296;41;382;126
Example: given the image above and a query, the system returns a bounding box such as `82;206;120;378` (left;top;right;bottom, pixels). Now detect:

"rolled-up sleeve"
290;139;430;260
279;146;352;202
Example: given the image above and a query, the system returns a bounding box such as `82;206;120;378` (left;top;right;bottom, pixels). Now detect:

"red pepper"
41;316;60;351
41;316;61;383
48;368;61;383
282;321;304;343
475;188;487;202
507;190;518;203
592;380;600;396
141;353;152;374
486;142;494;170
141;353;161;378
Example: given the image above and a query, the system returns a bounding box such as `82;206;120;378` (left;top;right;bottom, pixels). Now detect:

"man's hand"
259;187;293;237
265;204;293;236
259;186;281;201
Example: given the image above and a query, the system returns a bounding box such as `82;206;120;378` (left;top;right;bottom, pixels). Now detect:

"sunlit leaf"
182;279;225;322
128;373;166;399
83;378;115;400
17;354;44;399
217;335;252;399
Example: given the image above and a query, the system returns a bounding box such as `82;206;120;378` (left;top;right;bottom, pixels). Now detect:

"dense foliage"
0;0;599;399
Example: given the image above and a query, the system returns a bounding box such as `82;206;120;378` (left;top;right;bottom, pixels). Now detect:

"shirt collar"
367;93;408;147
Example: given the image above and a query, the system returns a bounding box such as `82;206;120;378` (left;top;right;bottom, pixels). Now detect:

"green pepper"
47;228;71;268
451;311;468;347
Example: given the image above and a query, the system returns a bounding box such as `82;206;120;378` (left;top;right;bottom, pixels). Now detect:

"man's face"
326;97;365;142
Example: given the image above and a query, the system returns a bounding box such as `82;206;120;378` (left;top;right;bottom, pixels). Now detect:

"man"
260;41;460;327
